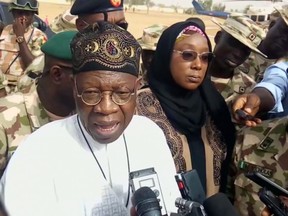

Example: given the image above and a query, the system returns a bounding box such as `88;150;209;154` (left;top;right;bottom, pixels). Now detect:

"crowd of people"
0;0;287;215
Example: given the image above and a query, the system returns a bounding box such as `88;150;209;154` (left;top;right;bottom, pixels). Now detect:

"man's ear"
214;31;222;44
49;65;63;84
135;77;143;91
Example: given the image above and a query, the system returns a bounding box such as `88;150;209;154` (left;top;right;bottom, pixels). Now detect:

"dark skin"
258;17;288;59
37;55;75;117
209;31;251;79
73;71;140;144
11;9;37;69
232;17;288;126
75;10;126;32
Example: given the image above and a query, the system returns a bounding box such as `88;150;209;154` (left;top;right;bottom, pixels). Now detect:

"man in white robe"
0;21;180;216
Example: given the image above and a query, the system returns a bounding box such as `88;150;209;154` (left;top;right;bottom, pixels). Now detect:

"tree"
199;0;212;11
212;3;225;12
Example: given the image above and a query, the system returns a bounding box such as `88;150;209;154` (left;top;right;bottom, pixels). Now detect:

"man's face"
258;17;288;59
213;31;251;71
76;10;127;32
74;71;139;144
12;9;34;28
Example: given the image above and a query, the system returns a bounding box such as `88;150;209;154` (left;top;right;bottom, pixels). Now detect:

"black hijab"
147;21;236;192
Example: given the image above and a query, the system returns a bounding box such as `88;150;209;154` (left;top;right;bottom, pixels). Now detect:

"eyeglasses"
74;80;135;106
13;0;39;9
173;50;214;62
79;18;128;30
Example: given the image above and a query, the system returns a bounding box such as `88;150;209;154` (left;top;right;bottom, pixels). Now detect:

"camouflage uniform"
0;25;47;94
17;10;77;92
233;117;288;216
211;67;256;104
0;82;49;176
240;52;275;83
137;24;167;87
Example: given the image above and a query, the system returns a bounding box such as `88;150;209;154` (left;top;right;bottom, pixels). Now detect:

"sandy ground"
38;2;222;46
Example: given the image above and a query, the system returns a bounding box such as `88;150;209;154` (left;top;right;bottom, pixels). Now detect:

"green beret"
41;31;77;61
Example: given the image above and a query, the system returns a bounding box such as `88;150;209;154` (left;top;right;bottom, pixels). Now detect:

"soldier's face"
213;32;251;71
76;11;127;32
258;17;288;59
73;71;139;144
12;10;34;27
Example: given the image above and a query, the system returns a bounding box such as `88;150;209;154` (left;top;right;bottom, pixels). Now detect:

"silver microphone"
175;197;207;216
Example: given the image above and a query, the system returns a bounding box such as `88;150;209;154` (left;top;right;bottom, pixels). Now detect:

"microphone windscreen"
132;187;161;216
203;193;240;216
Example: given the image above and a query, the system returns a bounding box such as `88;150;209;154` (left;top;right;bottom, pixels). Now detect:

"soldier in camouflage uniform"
233;116;288;216
0;0;47;97
0;31;76;177
137;24;167;88
209;14;267;104
17;9;77;93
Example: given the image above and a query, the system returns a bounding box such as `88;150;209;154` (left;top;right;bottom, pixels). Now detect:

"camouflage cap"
212;14;267;57
137;24;167;51
275;4;288;26
49;9;77;34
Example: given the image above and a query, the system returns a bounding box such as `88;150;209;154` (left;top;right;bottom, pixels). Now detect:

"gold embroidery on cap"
103;38;121;59
248;33;256;41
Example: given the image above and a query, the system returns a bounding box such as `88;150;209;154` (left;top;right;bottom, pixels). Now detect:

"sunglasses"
80;18;128;30
13;0;38;9
173;50;214;62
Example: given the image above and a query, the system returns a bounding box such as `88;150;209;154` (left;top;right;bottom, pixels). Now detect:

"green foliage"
212;3;225;12
199;0;212;11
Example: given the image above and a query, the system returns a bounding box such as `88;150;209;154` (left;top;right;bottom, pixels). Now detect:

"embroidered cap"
70;0;123;15
137;24;167;51
212;14;267;57
70;21;141;76
275;4;288;25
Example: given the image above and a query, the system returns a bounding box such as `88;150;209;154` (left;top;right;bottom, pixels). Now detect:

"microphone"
132;186;161;216
203;193;240;216
175;197;206;216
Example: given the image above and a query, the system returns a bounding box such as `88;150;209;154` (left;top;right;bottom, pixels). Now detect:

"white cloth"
0;115;180;216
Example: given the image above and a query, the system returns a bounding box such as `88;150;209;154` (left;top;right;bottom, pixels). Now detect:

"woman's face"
170;33;210;91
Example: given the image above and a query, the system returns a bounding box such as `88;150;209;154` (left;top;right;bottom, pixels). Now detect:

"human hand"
261;207;271;216
12;17;27;37
232;93;262;127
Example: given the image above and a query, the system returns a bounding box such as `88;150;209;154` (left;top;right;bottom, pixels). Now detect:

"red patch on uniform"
110;0;121;7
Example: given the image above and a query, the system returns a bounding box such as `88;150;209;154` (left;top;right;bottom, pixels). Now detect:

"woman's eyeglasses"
173;50;214;62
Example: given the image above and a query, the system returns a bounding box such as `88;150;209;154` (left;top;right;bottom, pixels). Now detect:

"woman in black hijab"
136;21;236;196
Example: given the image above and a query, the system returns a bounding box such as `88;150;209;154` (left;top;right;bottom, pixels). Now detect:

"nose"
190;55;202;70
93;92;118;115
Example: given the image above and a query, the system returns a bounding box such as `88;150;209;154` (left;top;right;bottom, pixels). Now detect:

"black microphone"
132;186;161;216
203;193;240;216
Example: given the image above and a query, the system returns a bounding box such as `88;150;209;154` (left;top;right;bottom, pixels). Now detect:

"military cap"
41;31;77;60
137;24;167;51
50;9;77;34
9;0;39;14
212;14;267;57
70;0;123;15
70;21;141;76
275;5;288;26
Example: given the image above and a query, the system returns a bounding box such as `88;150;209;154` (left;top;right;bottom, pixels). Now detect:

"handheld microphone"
175;197;206;216
132;186;161;216
203;193;240;216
